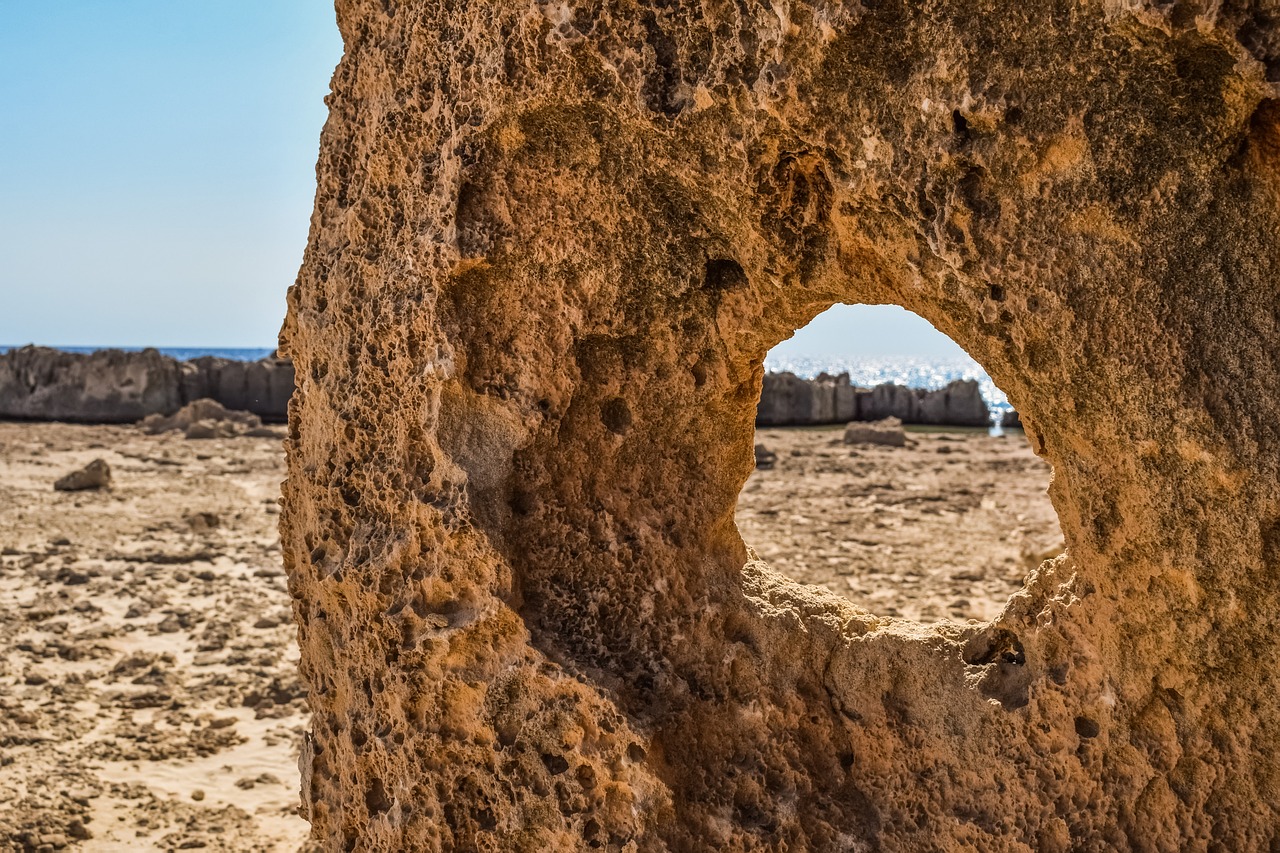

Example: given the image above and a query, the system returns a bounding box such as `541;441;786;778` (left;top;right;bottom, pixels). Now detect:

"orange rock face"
281;1;1280;849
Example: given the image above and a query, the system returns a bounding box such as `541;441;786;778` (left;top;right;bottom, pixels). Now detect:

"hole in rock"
738;304;1062;623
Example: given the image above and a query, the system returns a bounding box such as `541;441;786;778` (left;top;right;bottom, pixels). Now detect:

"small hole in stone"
705;258;748;291
952;109;971;141
1074;716;1100;739
600;397;633;435
742;303;1061;624
541;752;570;775
365;777;392;814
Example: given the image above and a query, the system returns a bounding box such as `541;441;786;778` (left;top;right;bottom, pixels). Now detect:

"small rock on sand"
754;444;778;470
843;417;907;447
186;512;221;532
53;459;111;491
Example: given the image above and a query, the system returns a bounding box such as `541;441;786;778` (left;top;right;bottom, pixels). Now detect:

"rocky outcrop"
140;399;269;439
843;417;908;447
0;347;185;423
0;347;294;423
758;373;990;426
281;1;1280;850
184;355;294;422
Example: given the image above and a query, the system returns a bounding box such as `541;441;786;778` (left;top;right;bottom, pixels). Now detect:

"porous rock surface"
281;1;1280;849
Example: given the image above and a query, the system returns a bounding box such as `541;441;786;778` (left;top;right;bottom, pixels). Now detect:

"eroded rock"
53;460;111;492
0;348;294;423
843;417;907;447
0;347;184;423
281;2;1280;849
140;399;261;439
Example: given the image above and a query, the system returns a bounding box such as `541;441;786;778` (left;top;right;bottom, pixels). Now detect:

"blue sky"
1;2;342;347
770;304;970;360
0;5;963;358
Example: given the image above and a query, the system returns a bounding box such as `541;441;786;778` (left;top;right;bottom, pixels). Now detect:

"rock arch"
283;1;1280;849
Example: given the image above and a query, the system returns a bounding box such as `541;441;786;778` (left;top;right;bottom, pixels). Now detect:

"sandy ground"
0;421;1059;851
0;423;308;852
741;425;1062;622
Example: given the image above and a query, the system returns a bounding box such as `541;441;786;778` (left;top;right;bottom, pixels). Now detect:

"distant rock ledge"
0;346;293;424
0;348;1002;429
757;371;993;428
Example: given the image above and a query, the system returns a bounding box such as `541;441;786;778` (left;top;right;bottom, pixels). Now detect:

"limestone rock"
0;346;184;423
184;355;294;422
916;379;990;427
281;1;1280;849
855;379;991;427
139;399;261;439
0;348;295;423
756;371;830;425
54;460;110;492
843;417;907;447
759;374;990;426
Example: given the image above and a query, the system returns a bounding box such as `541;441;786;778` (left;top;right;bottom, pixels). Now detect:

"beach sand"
0;421;1059;850
742;426;1062;623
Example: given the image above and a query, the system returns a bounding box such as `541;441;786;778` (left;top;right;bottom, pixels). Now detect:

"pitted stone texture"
282;1;1280;849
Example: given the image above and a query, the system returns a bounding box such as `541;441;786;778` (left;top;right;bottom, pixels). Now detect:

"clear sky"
1;2;342;348
1;6;963;358
771;304;971;360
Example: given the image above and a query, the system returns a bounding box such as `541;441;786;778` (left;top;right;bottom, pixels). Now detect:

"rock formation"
0;347;186;423
140;398;273;439
184;354;294;422
745;371;993;426
0;347;294;423
280;1;1280;849
53;459;111;492
843;417;907;447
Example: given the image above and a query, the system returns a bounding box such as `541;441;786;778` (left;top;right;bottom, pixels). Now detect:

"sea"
0;346;1013;417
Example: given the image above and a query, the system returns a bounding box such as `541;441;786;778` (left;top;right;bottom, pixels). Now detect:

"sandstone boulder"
281;1;1280;849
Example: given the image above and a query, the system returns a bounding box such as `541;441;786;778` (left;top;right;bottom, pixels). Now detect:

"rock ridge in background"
0;346;1000;429
757;372;992;426
0;346;293;423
